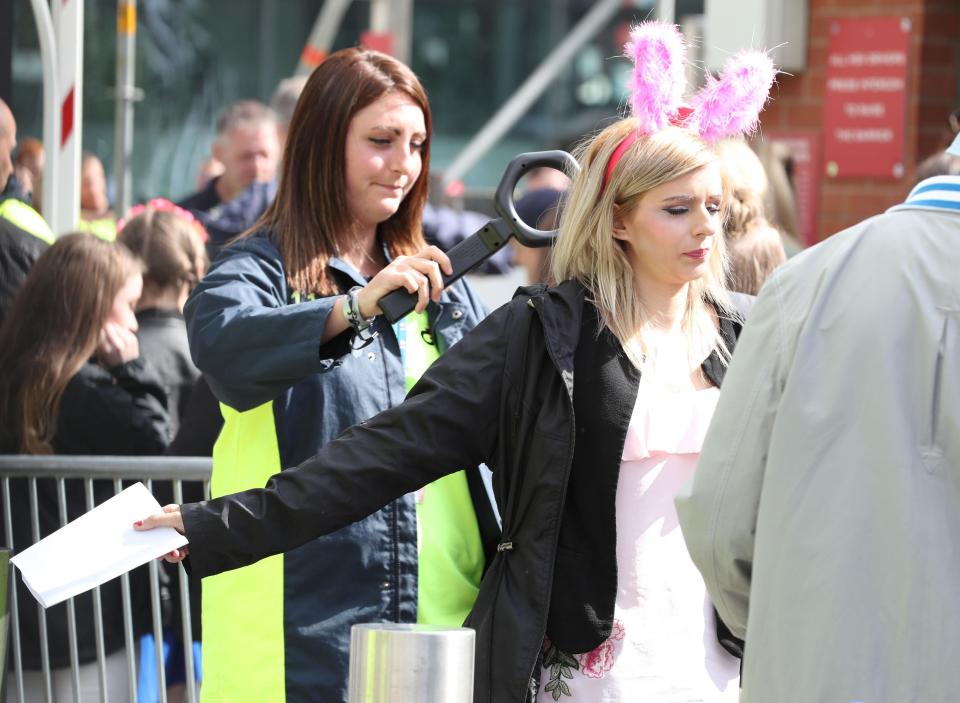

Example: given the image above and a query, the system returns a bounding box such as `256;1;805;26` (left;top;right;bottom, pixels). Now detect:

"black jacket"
0;215;48;326
2;359;171;668
180;280;745;702
136;308;200;436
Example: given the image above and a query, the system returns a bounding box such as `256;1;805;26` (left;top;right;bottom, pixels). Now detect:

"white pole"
52;0;83;235
369;0;412;65
27;0;58;230
655;0;676;23
442;0;623;186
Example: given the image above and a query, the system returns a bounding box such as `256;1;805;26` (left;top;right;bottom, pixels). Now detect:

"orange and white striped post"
295;0;353;76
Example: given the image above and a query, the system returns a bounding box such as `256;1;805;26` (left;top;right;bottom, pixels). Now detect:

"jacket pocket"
921;311;957;473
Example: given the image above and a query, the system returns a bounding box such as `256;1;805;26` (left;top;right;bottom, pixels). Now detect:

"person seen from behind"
117;200;208;435
117;200;209;703
914;148;960;183
715;138;787;295
676;131;960;703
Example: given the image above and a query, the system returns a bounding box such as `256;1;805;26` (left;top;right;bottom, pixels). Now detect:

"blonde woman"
138;23;774;702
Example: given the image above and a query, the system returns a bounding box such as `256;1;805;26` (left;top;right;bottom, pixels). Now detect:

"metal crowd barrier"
0;455;212;703
2;547;10;701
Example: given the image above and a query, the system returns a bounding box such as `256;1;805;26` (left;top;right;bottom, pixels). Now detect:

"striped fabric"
888;175;960;214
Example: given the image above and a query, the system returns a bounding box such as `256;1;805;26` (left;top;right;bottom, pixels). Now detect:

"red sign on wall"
766;131;822;247
822;17;911;179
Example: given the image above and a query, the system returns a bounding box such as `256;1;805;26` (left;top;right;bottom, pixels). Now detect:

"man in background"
78;152;117;241
0;98;52;324
177;100;279;218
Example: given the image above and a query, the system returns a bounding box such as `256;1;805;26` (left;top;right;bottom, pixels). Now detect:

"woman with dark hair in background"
176;48;494;702
0;233;167;702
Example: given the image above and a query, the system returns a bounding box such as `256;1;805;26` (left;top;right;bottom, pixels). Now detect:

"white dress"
538;384;740;702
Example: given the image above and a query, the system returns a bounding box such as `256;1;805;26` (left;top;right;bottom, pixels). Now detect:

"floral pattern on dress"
540;619;625;699
577;619;625;678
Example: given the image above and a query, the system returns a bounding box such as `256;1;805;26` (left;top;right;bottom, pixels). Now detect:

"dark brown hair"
118;208;207;294
256;48;431;296
0;234;142;453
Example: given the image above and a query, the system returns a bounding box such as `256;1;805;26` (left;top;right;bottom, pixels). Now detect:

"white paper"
10;482;188;608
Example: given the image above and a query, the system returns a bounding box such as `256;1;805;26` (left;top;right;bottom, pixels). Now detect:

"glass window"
10;0;705;201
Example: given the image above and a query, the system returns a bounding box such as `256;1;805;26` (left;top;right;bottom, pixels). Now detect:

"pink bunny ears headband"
603;21;778;189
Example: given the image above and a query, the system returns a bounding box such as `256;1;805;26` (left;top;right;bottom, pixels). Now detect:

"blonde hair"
723;187;786;295
550;120;733;371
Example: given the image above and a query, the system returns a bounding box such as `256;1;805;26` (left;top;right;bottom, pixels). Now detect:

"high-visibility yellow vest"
395;311;484;628
0;199;54;244
78;216;118;242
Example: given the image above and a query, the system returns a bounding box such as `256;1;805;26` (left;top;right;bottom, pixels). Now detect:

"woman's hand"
134;504;189;563
97;321;140;368
359;246;453;315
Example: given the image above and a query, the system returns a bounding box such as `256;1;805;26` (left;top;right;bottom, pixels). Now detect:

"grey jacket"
677;175;960;702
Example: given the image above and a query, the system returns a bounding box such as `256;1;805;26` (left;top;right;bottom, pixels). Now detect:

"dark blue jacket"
183;231;493;703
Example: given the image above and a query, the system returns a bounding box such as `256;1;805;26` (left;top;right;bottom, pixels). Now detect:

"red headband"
601;107;695;193
602;131;640;192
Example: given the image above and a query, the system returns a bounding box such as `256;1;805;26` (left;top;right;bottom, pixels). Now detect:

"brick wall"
762;0;960;242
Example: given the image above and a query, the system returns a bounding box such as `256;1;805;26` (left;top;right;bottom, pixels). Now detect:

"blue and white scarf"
888;133;960;215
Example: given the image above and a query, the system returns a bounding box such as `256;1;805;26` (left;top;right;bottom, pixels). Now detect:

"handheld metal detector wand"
378;150;580;323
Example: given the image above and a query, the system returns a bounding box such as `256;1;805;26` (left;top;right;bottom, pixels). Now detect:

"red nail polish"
134;520;143;527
